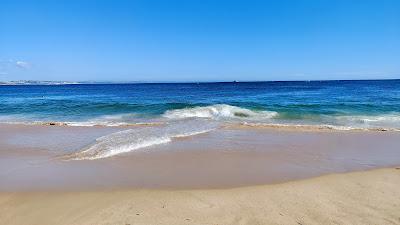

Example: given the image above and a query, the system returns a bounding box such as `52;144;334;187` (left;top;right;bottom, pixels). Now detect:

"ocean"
1;80;399;159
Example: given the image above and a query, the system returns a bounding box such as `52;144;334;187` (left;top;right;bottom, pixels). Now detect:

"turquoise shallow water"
0;80;400;129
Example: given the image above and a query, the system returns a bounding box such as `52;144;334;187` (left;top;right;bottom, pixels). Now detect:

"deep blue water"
1;80;400;129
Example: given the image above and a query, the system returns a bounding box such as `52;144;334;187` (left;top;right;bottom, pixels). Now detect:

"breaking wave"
163;104;278;120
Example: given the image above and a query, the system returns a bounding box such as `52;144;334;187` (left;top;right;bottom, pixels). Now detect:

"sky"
0;0;399;82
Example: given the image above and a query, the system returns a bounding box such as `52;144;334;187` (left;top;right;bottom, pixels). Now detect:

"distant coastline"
0;80;81;85
1;78;399;85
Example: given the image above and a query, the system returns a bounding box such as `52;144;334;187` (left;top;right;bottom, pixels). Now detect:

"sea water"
1;80;400;159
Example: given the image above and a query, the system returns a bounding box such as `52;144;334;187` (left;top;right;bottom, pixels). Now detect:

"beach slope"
1;168;399;225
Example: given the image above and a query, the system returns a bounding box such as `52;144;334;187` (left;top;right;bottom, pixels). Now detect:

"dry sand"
1;168;399;225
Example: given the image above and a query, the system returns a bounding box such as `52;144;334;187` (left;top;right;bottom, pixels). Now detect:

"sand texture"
1;168;399;225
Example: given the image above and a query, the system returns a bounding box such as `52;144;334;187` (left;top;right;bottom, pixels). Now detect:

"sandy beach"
1;124;400;224
1;124;400;190
2;0;399;223
1;168;399;225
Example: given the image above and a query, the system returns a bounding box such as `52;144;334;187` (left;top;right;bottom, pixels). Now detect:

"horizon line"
1;78;400;85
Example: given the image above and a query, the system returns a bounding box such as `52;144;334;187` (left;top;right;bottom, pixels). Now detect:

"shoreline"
1;168;399;225
1;123;400;191
1;120;399;132
1;122;399;224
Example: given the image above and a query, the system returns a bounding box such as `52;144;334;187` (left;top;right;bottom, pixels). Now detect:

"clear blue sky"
1;0;399;82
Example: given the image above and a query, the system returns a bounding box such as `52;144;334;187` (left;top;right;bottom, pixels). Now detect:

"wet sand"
1;124;400;224
0;124;399;191
1;168;399;225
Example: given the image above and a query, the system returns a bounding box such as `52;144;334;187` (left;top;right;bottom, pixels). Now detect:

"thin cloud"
15;61;31;69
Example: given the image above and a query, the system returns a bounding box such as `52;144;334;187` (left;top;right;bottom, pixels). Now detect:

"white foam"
332;114;400;129
239;122;359;131
67;119;217;160
163;104;278;120
240;120;400;131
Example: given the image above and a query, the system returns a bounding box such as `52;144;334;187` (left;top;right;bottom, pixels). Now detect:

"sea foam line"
235;122;400;132
64;120;218;160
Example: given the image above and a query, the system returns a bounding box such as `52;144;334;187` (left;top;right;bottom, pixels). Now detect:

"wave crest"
163;104;278;120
